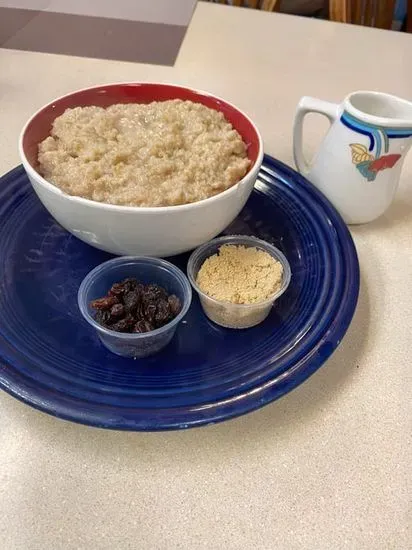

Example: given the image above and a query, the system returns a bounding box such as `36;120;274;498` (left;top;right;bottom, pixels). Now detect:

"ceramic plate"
0;156;359;430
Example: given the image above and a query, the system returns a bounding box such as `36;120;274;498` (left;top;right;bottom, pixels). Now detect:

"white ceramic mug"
293;91;412;224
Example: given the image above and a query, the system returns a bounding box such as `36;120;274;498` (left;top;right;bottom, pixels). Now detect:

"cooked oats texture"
37;100;251;207
196;244;283;304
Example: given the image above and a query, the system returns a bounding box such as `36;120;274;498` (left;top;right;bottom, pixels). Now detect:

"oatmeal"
38;100;251;207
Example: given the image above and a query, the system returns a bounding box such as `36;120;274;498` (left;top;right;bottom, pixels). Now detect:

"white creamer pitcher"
293;91;412;224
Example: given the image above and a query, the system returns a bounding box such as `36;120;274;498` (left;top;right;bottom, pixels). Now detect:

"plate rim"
0;156;360;430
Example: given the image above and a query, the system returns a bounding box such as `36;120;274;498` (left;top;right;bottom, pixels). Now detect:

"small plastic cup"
78;256;192;358
187;235;291;329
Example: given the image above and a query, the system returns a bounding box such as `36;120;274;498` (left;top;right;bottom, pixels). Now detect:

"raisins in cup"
90;278;181;333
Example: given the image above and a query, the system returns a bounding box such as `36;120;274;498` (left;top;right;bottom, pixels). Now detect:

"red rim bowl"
19;82;263;212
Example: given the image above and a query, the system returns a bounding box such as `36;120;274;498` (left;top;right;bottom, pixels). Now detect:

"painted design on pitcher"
341;111;412;182
349;143;401;182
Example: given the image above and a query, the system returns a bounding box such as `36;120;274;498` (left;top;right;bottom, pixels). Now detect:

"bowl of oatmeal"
19;83;263;257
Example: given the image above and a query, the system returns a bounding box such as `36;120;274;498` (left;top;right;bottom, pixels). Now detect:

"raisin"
108;282;126;297
146;284;167;301
168;295;181;317
90;296;119;310
95;309;112;327
124;314;136;329
142;292;153;307
120;278;138;293
124;290;140;313
135;283;145;298
154;299;170;326
110;303;125;318
134;320;153;333
143;303;157;323
110;318;131;333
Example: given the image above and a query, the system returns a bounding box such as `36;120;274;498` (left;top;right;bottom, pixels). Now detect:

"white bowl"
19;83;263;257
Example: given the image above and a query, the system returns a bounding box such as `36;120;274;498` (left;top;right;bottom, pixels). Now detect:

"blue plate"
0;156;359;430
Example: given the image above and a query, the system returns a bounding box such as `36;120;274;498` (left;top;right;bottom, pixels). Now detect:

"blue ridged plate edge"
0;155;359;430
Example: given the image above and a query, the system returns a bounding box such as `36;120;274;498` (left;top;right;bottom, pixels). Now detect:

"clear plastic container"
78;256;192;358
187;235;291;329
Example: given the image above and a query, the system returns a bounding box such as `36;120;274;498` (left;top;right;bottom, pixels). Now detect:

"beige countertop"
0;3;411;549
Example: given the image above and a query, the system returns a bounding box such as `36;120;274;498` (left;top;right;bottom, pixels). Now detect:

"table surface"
0;3;411;549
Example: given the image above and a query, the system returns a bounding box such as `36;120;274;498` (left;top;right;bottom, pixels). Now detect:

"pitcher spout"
344;91;412;128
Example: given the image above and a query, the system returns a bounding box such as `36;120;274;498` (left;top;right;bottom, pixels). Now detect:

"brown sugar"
196;244;283;304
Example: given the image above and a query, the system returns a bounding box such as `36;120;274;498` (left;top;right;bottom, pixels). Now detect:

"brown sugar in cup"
187;236;291;329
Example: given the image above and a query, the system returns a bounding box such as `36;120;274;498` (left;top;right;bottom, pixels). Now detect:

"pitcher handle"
293;97;340;175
